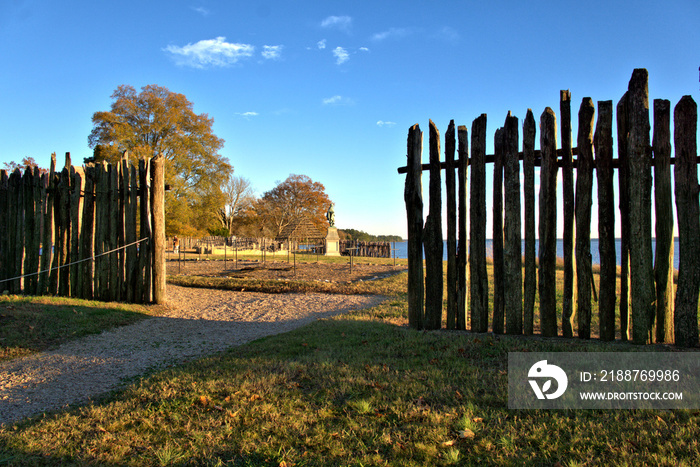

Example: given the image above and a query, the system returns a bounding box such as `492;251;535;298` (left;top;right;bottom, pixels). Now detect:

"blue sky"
1;0;698;238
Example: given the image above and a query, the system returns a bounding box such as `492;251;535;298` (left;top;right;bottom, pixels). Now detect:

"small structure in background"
276;216;326;255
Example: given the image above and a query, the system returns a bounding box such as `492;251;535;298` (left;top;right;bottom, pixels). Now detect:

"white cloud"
164;37;254;68
262;45;283;60
321;15;352;33
323;95;342;105
333;46;349;65
377;120;396;127
323;95;354;106
317;39;327;50
371;27;410;41
237;112;259;118
192;6;210;16
359;47;370;52
436;26;460;43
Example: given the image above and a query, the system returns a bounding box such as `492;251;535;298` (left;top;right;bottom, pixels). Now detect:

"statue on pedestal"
326;203;335;227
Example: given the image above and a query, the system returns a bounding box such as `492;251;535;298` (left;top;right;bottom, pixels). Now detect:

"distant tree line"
339;229;403;242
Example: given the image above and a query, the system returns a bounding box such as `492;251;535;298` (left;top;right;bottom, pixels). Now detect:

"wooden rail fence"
0;151;166;304
399;69;699;347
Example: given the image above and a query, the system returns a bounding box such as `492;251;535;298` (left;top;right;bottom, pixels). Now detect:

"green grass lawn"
1;263;699;466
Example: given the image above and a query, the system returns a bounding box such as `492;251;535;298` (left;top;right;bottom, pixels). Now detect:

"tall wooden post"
673;95;699;347
22;167;36;293
617;93;631;340
127;164;138;302
652;99;674;343
492;127;505;334
595;100;616;341
0;171;9;289
47;155;59;295
560;90;577;338
69;168;83;298
470;115;489;333
108;165;119;301
456;125;469;330
423;120;443;330
15;169;25;293
522;110;537;335
81;165;95;300
503;112;522;335
57;167;70;297
138;159;152;303
8;169;20;294
575;98;595;339
404;124;424;329
539;107;558;337
627;69;655;344
151;154;166;304
445;121;457;330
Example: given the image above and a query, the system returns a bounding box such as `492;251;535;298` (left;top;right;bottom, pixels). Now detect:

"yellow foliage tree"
88;84;232;235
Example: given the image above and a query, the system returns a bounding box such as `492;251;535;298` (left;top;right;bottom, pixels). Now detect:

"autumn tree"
88;84;233;235
3;157;48;175
216;175;256;235
255;174;331;237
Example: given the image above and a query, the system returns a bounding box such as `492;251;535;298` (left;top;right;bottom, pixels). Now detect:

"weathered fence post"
47;155;59;295
0;171;8;289
8;169;20;294
14;169;25;293
445;121;457;330
70;167;82;297
560;90;577;338
503;112;522;334
151;154;166;304
575;98;595;339
405;124;424;329
127;163;138;302
470;115;489;333
37;172;49;294
57;167;70;297
81;165;95;300
627;69;655;344
457;125;469;330
24;166;43;295
673;95;699;348
22;167;36;293
595;100;616;341
423;120;443;330
108;165;119;301
492;127;505;334
118;154;128;300
652;99;674;343
522;110;536;335
94;163;108;300
617;92;631;340
139;159;152;303
539;107;558;337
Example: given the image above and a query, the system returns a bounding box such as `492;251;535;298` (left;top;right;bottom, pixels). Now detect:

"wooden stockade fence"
399;69;699;347
0;151;166;304
339;240;391;258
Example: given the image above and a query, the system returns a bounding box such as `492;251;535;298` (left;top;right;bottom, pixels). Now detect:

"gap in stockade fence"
398;69;700;347
0;151;166;304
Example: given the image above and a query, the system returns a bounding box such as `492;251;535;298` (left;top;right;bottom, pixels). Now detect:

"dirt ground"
166;258;407;283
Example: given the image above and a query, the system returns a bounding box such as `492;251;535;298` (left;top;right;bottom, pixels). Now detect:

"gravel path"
0;285;387;426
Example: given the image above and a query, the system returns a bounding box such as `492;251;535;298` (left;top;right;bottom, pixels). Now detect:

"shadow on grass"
0;299;158;363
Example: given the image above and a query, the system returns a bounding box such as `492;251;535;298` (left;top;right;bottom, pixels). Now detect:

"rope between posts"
0;237;150;285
